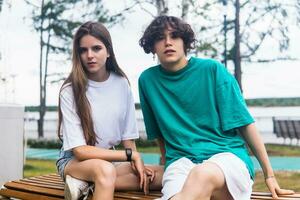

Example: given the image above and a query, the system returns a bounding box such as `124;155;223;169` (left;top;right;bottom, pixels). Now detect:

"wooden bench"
273;117;300;144
0;174;299;200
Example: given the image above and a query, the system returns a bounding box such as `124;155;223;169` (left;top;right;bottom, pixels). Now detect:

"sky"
0;0;300;106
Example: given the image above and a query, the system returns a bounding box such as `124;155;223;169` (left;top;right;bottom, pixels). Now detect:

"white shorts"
160;152;253;200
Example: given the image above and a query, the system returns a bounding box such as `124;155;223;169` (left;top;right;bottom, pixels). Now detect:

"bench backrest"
273;118;300;140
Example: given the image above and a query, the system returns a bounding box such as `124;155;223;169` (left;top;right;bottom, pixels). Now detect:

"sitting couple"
56;16;293;200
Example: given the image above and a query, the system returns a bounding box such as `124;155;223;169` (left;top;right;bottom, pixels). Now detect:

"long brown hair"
58;21;128;146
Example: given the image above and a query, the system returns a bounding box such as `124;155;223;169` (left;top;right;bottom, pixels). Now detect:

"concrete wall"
0;104;24;186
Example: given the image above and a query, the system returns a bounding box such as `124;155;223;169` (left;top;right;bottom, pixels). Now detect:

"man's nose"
165;35;172;46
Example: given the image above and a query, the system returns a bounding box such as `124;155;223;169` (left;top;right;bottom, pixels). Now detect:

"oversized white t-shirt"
60;72;139;151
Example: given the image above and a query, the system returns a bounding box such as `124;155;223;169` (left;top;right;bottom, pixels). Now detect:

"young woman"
56;21;163;200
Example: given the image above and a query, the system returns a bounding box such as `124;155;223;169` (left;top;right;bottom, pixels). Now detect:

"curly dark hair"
139;15;196;54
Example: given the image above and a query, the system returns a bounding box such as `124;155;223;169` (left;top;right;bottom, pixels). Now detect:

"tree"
132;0;169;16
135;0;300;90
26;0;123;138
190;0;300;90
0;0;3;12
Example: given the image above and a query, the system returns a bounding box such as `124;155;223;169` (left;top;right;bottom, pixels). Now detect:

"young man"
138;15;294;200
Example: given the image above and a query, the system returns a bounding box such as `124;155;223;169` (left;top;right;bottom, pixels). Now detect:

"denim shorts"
56;148;74;180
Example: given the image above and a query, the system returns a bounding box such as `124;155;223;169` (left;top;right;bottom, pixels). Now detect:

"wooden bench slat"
20;178;64;187
0;188;62;200
15;179;64;190
1;174;300;200
252;192;300;198
4;182;64;197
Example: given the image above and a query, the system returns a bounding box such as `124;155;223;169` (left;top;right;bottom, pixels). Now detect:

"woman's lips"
87;62;97;67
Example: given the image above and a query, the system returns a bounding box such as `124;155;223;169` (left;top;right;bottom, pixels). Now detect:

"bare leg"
64;158;117;200
115;163;163;191
170;162;232;200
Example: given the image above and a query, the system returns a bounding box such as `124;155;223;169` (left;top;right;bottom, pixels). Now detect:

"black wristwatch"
125;148;132;161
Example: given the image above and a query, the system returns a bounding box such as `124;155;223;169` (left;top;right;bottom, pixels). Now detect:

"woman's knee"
91;160;117;187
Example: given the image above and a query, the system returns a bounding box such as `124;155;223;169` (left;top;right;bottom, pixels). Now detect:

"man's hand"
131;151;149;194
265;176;294;199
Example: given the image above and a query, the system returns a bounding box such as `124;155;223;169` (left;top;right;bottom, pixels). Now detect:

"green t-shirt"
138;57;255;179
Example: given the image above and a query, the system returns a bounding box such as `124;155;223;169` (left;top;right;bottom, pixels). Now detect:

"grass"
24;159;57;177
264;144;300;156
253;171;300;191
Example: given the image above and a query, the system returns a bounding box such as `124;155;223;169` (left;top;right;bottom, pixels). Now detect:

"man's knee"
189;162;226;190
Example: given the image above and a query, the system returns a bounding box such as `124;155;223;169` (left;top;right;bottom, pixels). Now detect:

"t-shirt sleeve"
138;76;162;140
60;87;86;151
215;63;254;131
121;85;139;140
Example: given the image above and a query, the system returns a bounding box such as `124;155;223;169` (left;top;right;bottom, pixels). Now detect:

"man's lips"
164;49;176;54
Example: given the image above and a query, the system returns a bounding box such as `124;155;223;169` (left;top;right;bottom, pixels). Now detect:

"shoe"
64;175;89;200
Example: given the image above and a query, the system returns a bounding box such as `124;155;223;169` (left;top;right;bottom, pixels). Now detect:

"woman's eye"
79;48;87;54
93;46;102;51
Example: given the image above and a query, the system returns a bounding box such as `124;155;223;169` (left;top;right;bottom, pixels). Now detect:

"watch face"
126;148;132;161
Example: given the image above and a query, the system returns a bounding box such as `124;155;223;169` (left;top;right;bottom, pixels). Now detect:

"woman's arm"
239;123;294;198
73;145;140;162
122;139;137;151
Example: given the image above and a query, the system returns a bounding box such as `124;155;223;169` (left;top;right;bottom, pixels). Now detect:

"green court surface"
26;148;300;171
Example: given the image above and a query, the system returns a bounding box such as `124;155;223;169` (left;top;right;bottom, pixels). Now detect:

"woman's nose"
87;49;93;58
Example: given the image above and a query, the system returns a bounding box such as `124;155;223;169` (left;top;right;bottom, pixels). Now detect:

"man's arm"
239;123;294;198
157;137;166;165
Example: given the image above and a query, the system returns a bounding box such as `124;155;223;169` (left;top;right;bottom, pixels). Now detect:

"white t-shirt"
60;72;139;151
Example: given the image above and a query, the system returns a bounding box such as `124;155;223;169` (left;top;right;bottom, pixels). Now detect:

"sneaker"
64;175;89;200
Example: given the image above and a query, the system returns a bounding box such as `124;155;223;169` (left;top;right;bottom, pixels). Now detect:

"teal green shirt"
138;57;255;179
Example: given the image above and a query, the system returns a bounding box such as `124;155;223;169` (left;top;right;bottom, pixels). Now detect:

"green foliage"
24;98;300;112
245;97;300;107
29;0;123;57
26;138;157;150
136;138;157;147
27;138;62;149
188;1;298;62
25;105;58;112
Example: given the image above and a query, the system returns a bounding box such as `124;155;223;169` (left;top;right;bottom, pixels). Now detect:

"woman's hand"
131;151;149;194
265;176;294;199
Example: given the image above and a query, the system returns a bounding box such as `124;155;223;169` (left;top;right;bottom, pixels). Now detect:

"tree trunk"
181;0;189;21
156;0;168;15
234;0;242;92
38;0;45;138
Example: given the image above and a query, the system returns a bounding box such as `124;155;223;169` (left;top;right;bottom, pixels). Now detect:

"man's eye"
171;32;180;38
156;35;165;41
